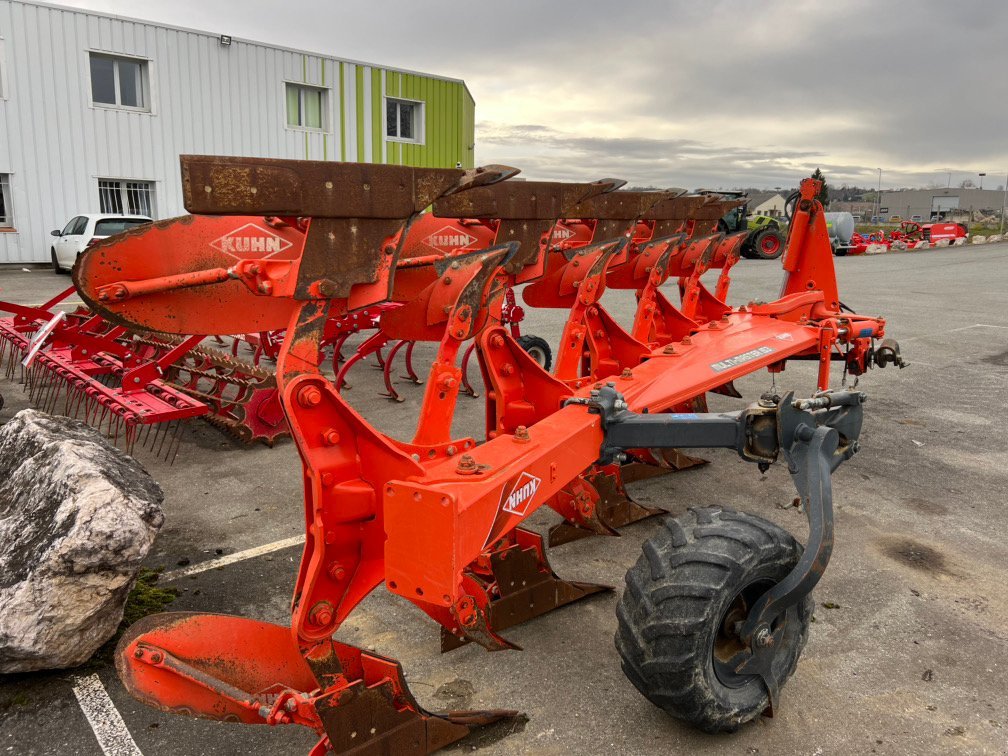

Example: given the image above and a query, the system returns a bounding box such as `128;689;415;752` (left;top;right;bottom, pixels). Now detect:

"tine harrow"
0;285;287;454
69;155;904;754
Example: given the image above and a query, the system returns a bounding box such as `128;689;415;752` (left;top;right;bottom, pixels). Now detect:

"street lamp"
1001;171;1007;235
979;172;986;190
874;168;882;221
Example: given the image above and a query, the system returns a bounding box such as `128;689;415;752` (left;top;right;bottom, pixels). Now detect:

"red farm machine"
51;155;906;754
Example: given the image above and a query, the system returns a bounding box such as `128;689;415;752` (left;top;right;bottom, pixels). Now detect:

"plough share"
67;156;904;753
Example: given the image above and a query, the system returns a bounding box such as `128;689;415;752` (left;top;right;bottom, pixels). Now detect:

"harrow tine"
155;419;174;459
402;341;422;384
381;340;409;402
167;420;186;465
460;342;479;398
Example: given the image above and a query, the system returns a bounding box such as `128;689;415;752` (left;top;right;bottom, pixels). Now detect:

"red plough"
69;156;905;753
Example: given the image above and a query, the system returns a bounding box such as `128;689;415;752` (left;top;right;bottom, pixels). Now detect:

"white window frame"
284;82;329;132
384;96;425;145
88;51;151;112
97;178;156;218
0;173;13;229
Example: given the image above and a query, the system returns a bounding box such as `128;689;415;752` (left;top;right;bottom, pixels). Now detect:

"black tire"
51;247;65;274
750;228;785;260
517;334;552;371
615;507;813;733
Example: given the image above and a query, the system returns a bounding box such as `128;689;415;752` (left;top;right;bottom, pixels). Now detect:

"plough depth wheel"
615;507;812;732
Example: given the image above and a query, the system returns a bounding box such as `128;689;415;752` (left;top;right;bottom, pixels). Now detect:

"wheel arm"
587;385;864;658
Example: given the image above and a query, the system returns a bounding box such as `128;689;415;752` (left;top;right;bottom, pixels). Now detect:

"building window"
285;84;326;130
89;53;149;110
0;174;12;228
98;179;155;217
386;98;423;143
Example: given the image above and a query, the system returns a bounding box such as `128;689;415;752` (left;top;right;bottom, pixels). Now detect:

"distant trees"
810;168;829;205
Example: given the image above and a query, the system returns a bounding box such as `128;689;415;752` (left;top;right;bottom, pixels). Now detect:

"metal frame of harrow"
0;286;288;454
70;156;895;755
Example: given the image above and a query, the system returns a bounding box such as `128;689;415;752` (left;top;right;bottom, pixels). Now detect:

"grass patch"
121;568;178;627
86;568;178;668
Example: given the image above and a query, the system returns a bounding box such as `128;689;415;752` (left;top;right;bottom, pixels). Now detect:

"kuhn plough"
66;156;903;754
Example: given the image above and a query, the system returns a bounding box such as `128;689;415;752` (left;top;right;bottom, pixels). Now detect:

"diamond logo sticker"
501;471;542;516
210;223;294;260
423;225;479;254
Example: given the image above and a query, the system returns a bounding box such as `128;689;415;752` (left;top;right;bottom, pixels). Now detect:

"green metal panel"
325;67;472;168
355;66;365;161
339;62;346;161
371;68;382;163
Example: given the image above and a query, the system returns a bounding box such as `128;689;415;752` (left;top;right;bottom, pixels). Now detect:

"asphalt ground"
1;243;1007;755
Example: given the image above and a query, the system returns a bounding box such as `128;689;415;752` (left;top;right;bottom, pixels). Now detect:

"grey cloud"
59;0;1008;189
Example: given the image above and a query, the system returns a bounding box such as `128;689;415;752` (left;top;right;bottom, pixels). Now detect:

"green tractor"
710;191;787;260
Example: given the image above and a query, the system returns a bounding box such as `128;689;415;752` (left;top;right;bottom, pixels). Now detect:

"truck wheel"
751;229;785;260
517;334;552;370
615;507;812;733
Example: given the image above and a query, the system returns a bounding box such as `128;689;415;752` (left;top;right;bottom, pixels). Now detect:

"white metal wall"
0;1;364;264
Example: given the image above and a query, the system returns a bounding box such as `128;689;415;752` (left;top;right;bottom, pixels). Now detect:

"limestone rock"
0;410;164;673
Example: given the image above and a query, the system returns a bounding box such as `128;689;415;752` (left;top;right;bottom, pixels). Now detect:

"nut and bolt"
456;454;478;474
308;601;334;627
297;386;322;408
323;428;340;446
328;563;346;581
754;627;774;648
513;425;530;443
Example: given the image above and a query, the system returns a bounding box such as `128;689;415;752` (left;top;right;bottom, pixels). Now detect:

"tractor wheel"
750;229;785;260
615;507;812;733
517;334;552;371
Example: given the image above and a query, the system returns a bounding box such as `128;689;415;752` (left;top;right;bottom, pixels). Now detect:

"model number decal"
710;346;774;372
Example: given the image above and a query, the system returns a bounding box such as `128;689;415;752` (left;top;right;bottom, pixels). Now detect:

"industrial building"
877;187;1007;222
0;0;476;264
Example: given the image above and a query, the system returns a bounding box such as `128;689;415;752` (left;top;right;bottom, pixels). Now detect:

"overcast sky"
60;0;1008;190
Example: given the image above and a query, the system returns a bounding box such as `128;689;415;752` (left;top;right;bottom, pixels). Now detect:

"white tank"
824;212;855;245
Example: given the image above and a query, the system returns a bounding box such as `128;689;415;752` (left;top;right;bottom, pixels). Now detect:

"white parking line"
71;674;143;756
949;323;1008;332
160;534;306;582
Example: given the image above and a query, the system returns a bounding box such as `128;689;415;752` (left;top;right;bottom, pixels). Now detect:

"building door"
931;196;959;221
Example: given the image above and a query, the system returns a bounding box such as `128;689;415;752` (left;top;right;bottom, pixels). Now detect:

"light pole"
874;168;882;222
979;172;986;190
1001;171;1007;235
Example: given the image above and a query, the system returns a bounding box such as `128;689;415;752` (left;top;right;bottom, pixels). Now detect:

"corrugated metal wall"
0;0;475;264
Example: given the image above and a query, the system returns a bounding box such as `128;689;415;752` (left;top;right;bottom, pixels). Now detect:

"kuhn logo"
501;471;541;516
552;226;575;240
210;223;293;260
424;226;478;253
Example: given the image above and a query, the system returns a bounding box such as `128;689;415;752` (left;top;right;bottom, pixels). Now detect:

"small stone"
176;558;190;567
922;669;934;682
214;548;224;556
